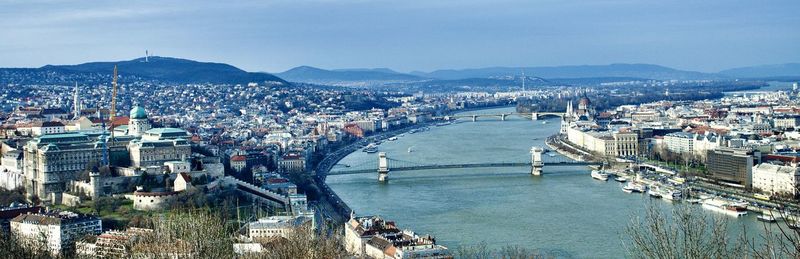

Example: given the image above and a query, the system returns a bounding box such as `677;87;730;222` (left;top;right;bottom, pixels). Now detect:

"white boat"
662;190;682;201
542;121;548;124
757;214;777;223
548;153;556;157
363;143;379;153
591;170;609;181
614;176;629;182
686;198;702;204
701;199;748;217
407;146;414;153
622;182;646;193
388;137;398;141
648;189;662;199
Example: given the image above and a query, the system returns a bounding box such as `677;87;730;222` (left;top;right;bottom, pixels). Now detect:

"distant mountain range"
1;56;286;85
277;63;800;85
2;56;797;87
276;66;425;84
719;63;800;79
411;64;719;81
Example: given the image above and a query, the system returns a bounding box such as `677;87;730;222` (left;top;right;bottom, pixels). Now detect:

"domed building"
578;97;591;111
128;106;151;136
575;96;594;119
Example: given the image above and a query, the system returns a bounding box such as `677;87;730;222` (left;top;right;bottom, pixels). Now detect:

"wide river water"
328;106;779;258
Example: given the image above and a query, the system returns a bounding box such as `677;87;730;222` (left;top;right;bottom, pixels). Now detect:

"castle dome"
130;106;148;120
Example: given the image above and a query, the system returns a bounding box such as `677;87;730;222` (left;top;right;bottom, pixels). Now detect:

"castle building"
23;106;194;203
128;128;191;168
23;133;103;201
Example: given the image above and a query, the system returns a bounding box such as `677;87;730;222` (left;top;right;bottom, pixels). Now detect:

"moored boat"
648;189;662;199
757;214;777;223
701;199;748;217
363;143;379;153
622;182;646;193
662;190;682;201
591;170;609;181
615;176;629;183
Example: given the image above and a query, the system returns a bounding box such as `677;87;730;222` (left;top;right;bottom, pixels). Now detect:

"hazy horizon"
2;0;798;73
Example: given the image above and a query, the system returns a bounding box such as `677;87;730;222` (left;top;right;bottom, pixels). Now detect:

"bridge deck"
330;161;600;175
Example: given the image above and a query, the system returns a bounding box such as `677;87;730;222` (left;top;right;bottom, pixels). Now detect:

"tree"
130;210;234;258
624;202;746;258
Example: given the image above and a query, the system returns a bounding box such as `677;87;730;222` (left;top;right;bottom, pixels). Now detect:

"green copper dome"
130;106;148;119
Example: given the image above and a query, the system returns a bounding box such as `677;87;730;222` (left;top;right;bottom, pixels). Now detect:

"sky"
1;0;798;73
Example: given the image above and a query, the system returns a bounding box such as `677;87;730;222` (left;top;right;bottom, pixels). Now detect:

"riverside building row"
561;91;800;198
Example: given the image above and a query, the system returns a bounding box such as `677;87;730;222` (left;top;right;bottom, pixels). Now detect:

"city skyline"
1;0;799;73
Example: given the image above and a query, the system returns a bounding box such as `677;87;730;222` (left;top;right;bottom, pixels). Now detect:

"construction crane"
100;65;118;167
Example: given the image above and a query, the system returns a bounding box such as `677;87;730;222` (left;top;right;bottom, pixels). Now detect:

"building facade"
10;211;102;256
706;147;756;189
23;133;102;201
752;163;800;196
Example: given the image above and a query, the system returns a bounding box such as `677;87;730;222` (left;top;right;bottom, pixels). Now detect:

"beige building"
128;128;191;168
752;163;800;196
10;211;102;256
248;215;312;240
566;126;638;157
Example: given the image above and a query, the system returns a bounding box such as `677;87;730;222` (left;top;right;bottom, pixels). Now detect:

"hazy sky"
1;0;798;73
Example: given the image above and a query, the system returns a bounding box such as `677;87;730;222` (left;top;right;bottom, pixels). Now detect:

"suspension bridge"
328;147;603;181
434;112;567;122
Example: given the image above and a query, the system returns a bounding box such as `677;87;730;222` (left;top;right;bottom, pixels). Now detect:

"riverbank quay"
547;134;799;214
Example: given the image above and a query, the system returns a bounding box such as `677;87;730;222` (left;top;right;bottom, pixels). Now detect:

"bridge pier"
531;147;543;176
501;114;507;121
472;115;477;122
531;112;538;121
378;152;389;182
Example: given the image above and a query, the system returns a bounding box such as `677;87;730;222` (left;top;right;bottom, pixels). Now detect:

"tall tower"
566;101;574;119
72;82;81;119
521;70;526;94
145;50;149;62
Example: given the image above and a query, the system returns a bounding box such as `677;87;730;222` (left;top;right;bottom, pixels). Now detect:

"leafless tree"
624;202;746;259
129;210;234;258
253;225;348;259
454;242;550;259
743;200;800;258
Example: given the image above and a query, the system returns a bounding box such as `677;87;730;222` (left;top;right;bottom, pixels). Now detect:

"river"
327;106;782;258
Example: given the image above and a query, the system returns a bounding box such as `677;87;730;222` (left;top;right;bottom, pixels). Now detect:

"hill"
276;66;425;86
1;56;287;85
719;63;800;79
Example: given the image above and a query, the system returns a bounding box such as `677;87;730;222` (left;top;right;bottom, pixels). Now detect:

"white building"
0;150;24;190
664;132;694;154
345;215;450;258
10;211;102;256
248;215;312;240
752;163;800;196
31;121;66;136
